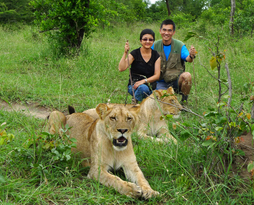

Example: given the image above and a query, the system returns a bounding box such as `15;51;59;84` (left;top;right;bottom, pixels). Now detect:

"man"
152;19;196;104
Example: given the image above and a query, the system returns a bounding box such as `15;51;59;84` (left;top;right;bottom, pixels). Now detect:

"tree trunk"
165;0;171;16
230;0;236;35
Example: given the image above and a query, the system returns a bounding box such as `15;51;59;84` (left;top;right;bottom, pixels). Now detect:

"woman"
118;29;161;103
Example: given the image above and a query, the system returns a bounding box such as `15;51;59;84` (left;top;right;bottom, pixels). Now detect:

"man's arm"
181;45;196;63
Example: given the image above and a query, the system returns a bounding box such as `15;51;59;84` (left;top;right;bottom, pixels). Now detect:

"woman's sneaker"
181;94;188;105
132;98;138;104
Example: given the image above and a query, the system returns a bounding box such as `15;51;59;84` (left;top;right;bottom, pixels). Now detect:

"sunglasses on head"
142;38;154;42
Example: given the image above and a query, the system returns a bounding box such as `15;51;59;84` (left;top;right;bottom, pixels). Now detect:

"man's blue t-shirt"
151;44;189;61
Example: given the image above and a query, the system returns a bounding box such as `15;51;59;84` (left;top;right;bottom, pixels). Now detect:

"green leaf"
202;139;214;147
216;102;226;107
7;134;14;141
235;149;245;156
220;79;228;83
182;122;191;127
240;96;249;102
184;31;198;41
215;127;223;131
204;111;218;117
41;131;51;136
180;131;191;141
209;56;218;70
0;138;5;145
247;161;254;172
243;83;250;93
223;95;230;99
229;122;236;128
70;138;77;142
0;175;5;183
165;114;173;119
200;123;207;127
65;154;71;161
216;116;227;124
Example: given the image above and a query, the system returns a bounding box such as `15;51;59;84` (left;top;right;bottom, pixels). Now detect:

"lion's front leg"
138;130;153;140
123;162;159;199
88;167;142;198
156;126;177;144
138;128;176;144
137;128;159;142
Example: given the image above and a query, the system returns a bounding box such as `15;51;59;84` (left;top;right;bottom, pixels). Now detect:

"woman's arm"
133;57;161;89
118;41;134;72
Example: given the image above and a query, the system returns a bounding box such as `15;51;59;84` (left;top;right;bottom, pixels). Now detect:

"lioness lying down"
80;87;182;143
46;103;159;199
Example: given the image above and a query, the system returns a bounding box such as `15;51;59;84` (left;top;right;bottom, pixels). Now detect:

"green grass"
0;22;254;204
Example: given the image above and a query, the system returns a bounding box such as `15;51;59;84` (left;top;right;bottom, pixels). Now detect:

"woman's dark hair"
140;29;155;40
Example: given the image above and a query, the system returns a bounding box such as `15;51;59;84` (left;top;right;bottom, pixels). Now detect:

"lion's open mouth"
113;137;128;147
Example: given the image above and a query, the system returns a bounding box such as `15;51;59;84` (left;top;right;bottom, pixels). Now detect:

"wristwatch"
144;79;148;83
189;55;196;59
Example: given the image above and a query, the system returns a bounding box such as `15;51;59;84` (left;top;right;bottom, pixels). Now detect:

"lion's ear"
96;103;111;120
167;86;175;95
129;105;140;114
153;90;162;99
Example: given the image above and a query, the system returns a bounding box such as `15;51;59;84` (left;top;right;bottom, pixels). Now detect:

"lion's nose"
117;129;128;134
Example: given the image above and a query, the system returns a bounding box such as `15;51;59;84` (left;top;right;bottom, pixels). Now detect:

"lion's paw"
141;187;159;200
125;182;142;198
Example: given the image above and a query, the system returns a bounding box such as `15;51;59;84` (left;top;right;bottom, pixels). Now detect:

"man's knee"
180;72;192;81
156;81;168;90
179;73;192;87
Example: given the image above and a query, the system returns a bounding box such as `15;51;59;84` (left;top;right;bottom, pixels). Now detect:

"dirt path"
233;132;254;182
0;100;52;119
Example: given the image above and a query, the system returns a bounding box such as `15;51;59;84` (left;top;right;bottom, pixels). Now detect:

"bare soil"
0;99;253;182
233;132;254;182
0;100;52;119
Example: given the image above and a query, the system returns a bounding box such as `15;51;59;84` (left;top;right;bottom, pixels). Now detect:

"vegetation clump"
0;0;254;203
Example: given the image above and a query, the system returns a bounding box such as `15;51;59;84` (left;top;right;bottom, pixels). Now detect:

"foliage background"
0;0;254;204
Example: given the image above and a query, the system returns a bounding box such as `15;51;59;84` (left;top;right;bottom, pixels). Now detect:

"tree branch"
39;27;59;33
225;63;232;107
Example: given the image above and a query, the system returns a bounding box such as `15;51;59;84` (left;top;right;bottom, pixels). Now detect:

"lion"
46;103;159;199
78;87;182;143
137;87;182;143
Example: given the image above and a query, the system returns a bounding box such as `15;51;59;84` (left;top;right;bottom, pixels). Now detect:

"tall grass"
0;22;254;204
1;23;253;112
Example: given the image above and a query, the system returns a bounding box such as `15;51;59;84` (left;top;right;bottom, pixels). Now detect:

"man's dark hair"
160;19;175;31
140;29;155;41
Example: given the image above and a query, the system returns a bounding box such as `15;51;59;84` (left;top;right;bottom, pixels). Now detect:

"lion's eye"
127;117;132;121
110;116;116;121
171;99;175;103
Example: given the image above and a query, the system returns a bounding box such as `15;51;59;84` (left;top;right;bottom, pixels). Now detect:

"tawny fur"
83;87;182;143
46;103;159;199
45;111;66;136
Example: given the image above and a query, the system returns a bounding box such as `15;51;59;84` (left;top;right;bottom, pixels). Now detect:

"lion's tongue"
117;137;126;143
